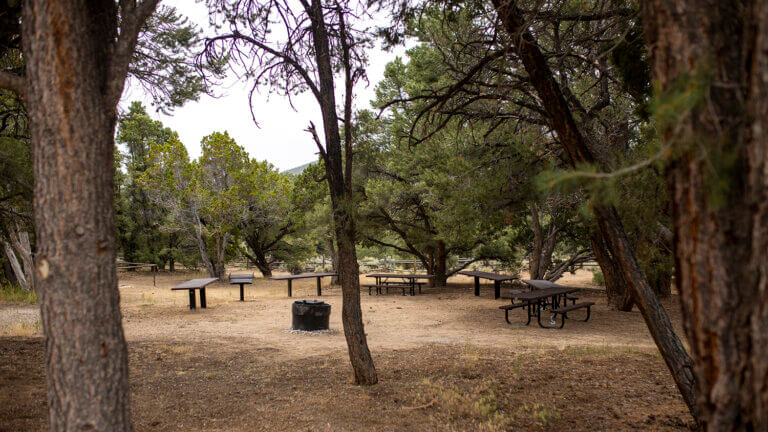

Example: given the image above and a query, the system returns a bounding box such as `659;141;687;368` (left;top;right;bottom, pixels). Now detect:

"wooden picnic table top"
512;286;578;301
270;272;337;280
365;273;434;279
459;271;518;281
171;278;219;290
522;279;571;290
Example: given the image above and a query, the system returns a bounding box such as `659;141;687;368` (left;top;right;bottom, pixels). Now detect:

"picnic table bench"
229;273;254;301
270;272;337;297
501;283;593;328
364;273;434;296
458;271;518;299
361;282;413;296
171;278;218;310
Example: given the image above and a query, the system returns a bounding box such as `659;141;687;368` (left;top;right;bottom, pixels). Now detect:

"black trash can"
291;300;331;331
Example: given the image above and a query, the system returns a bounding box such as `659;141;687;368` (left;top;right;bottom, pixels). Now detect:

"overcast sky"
120;0;406;172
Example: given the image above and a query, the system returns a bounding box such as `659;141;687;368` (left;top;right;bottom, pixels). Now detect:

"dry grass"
0;269;694;431
0;283;37;305
0;338;694;432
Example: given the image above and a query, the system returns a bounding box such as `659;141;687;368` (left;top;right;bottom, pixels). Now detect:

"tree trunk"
244;235;273;277
529;204;558;280
529;203;543;279
491;0;699;420
22;1;133;429
650;268;672;299
2;256;19;286
426;240;448;287
642;1;768;428
252;252;273;277
326;235;339;284
193;225;215;277
590;230;634;311
212;234;228;278
10;229;35;290
168;258;175;272
309;0;377;385
3;240;27;289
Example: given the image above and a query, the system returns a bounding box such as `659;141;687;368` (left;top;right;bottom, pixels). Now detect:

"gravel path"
0;305;39;334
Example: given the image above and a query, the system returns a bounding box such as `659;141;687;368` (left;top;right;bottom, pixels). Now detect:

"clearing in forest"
0;270;693;431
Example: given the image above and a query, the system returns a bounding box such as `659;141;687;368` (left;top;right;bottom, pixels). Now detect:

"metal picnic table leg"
287;279;292;297
526;302;533;325
239;283;245;301
188;289;196;310
494;280;500;299
474;276;480;296
316;277;322;296
200;288;207;308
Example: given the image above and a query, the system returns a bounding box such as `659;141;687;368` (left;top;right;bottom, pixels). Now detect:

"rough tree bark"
426;240;448;287
529;203;543;279
326;236;339;284
244;247;273;277
528;203;565;280
2;256;19;286
642;1;768;428
10;229;35;290
491;0;699;420
193;224;216;277
15;1;159;429
590;230;634;311
2;240;26;289
308;0;377;384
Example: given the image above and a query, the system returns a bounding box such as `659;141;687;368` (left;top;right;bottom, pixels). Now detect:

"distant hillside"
282;161;314;175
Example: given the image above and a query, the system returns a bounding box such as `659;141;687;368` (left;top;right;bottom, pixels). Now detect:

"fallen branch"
401;399;436;411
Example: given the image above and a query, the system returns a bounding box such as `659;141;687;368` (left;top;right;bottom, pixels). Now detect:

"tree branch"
106;0;161;107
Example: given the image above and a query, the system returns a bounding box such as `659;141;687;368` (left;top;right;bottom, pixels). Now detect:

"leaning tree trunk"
251;252;273;277
244;234;274;276
2;240;27;289
643;1;768;428
2;257;19;286
22;1;133;429
491;0;699;420
10;228;35;290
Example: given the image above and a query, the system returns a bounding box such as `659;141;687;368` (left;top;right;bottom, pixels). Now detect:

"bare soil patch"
0;269;693;431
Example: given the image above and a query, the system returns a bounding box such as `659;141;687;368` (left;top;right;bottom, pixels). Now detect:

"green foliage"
130;6;224;113
0;282;37;305
359;42;557;273
115;102;182;267
592;270;605;286
608;21;651;115
281;160;336;265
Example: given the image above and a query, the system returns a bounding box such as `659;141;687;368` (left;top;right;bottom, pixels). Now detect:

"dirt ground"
0;269;694;431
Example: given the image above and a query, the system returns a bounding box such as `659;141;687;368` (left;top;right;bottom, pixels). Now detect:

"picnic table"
501;284;594;328
364;273;434;296
458;271;518;299
171;278;219;310
229;273;254;301
270;272;337;297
